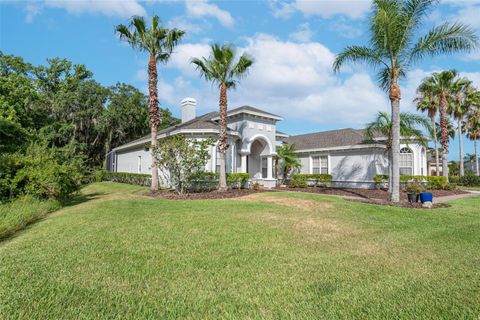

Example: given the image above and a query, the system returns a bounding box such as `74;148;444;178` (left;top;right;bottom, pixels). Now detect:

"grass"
461;186;480;191
1;182;479;319
0;195;60;240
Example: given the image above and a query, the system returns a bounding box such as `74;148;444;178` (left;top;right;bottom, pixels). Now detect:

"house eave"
293;144;387;153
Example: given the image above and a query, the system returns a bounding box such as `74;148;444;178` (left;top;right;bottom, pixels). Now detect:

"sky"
1;0;480;161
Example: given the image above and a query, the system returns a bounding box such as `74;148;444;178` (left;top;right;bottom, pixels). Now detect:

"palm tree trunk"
439;93;449;179
475;139;479;176
432;117;440;176
148;54;160;192
388;148;393;193
218;82;228;192
389;79;401;203
458;118;464;177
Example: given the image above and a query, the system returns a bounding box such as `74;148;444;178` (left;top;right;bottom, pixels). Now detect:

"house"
106;98;428;189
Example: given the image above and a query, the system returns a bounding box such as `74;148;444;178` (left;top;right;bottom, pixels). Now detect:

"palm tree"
333;0;477;202
420;70;463;178
365;111;431;190
416;83;440;175
191;44;253;191
274;144;301;183
449;78;472;176
464;93;480;176
116;16;185;192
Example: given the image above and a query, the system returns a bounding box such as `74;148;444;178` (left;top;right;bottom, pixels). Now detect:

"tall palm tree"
464;93;480;176
274;144;301;183
416;83;440;175
333;0;477;202
420;70;462;178
365;111;431;190
449;78;472;176
116;16;185;192
191;44;253;191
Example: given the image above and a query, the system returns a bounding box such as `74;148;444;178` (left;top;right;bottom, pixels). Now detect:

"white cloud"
149;34;390;127
43;0;146;18
25;3;42;23
289;23;313;42
167;16;203;34
185;0;234;27
270;0;372;19
329;18;363;39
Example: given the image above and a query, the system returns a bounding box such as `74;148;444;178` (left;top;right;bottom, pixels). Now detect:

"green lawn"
1;182;479;319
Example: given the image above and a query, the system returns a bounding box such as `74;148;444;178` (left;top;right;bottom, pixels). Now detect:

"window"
312;155;328;174
258;124;264;130
399;147;413;176
262;157;268;178
248;122;254;129
266;125;272;132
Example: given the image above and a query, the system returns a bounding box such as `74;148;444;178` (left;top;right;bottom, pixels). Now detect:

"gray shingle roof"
229;106;282;119
287;128;374;151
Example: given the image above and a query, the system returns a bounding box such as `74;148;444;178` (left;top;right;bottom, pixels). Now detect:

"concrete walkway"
434;191;480;203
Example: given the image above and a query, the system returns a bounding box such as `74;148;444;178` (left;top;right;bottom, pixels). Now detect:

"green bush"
385;175;450;190
188;172;250;191
104;172;152;186
458;175;480;187
290;174;332;188
95;169;107;182
373;174;388;189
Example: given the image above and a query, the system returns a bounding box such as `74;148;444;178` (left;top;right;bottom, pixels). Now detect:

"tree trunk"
218;82;228;191
389;79;401;203
431;117;440;176
458;118;464;177
388;148;393;193
475;139;479;176
439;93;449;179
148;54;160;192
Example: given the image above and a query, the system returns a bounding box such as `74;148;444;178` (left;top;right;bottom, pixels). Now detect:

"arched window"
399;147;413;176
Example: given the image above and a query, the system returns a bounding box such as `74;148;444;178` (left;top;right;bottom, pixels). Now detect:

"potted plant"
406;182;423;203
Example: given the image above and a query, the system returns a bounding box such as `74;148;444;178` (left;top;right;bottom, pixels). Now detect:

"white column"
267;156;273;179
241;155;247;173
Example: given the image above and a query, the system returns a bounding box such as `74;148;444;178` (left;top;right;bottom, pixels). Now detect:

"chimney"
180;97;197;123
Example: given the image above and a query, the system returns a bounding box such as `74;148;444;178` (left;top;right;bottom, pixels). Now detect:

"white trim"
295;144;386;154
112;129;241;152
212;109;283;121
240;133;276;156
309;154;330;174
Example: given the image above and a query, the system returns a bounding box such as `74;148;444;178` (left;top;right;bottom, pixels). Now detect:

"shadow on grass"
62;192;104;208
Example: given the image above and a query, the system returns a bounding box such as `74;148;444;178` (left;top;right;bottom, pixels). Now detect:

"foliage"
458;175;480;187
274;144;301;182
191;44;254;191
9;144;85;201
153;135;214;194
373;174;389;189
405;181;424;194
365;111;431;148
398;175;449;190
104;172;152;186
0;195;60;240
290;174;333;188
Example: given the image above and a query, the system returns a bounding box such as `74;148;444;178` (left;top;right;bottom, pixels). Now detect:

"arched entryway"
239;134;275;181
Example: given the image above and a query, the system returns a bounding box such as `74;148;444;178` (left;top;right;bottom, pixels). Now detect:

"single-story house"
106;98;428;188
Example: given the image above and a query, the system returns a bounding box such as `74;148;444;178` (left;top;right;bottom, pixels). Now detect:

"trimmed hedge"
373;174;450;190
290;174;332;188
104;172;152;186
188;172;250;191
457;175;480;187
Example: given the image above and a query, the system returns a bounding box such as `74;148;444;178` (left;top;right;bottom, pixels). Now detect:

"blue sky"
1;0;480;160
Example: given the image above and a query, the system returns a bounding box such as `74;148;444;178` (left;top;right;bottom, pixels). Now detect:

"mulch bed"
274;186;467;208
146;189;264;200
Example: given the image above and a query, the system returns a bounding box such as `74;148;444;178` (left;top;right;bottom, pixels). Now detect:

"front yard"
1;182;479;319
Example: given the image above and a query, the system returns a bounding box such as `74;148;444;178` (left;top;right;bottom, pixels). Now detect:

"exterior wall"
227;114;277;154
297;148;388;188
116;148;152;174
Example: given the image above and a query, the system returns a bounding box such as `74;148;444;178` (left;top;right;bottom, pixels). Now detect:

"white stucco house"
106;98;428;189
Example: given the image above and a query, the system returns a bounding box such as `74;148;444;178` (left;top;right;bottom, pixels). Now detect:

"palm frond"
408;22;478;65
333;45;387;72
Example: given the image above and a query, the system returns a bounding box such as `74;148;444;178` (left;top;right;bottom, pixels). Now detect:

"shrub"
95;169;107;182
459;175;480;187
227;173;250;189
104;172;151;186
373;174;388;189
188;172;250;192
396;175;449;190
290;174;332;188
